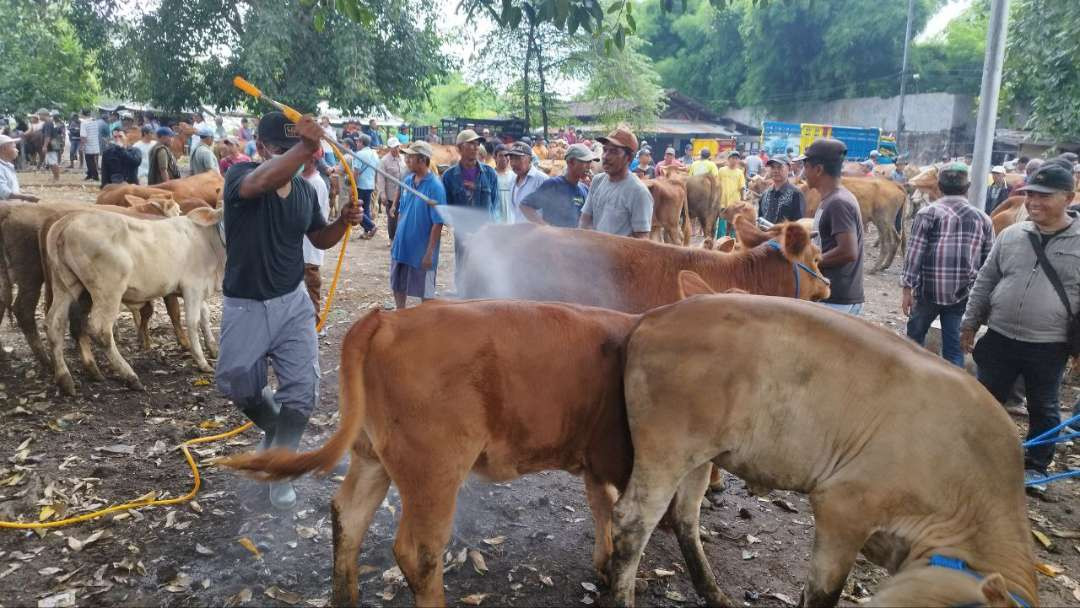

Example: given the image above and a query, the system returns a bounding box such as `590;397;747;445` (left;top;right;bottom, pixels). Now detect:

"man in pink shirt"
218;137;251;174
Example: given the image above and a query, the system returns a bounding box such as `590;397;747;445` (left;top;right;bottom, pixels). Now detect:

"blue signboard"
761;121;802;157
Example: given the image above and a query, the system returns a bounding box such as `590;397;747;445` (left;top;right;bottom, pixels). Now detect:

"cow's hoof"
86;368;105;382
126;378;146;392
177;338;191;350
197;363;214;373
57;376;76;396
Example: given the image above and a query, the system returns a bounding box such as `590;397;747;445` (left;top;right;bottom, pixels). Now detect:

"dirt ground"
1;169;1079;607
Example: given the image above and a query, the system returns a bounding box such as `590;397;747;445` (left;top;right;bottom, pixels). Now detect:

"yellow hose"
0;422;253;530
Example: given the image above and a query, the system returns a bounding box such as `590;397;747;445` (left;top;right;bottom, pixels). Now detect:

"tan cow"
642;178;690;246
458;221;830;310
990;195;1029;235
685;173;723;246
607;275;1036;608
45;208;225;395
153;172;225;207
96;184;175;207
222;300;641;605
802;176;907;272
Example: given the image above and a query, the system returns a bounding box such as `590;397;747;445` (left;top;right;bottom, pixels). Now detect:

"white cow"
44;207;225;395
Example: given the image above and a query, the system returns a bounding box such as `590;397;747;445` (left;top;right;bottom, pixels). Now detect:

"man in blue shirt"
442;129;500;292
520;143;595;228
349;133;380;239
391;140;446;309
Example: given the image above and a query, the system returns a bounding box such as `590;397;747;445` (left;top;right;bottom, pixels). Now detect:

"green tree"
1003;0;1080;138
71;0;447;114
571;34;666;131
404;73;506;125
637;0;744;112
0;1;99;115
909;1;987;96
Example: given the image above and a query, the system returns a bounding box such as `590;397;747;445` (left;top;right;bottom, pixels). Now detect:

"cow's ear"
677;270;715;299
780;222;810;258
187;206;222;227
734;215;769;247
979;573;1014;607
716;237;736;253
123;194;145;207
162;200;181;217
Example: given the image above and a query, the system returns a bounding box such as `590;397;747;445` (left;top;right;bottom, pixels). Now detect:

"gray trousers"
215;282;320;417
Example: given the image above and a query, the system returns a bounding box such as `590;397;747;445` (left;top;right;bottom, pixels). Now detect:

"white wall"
724;92;975;134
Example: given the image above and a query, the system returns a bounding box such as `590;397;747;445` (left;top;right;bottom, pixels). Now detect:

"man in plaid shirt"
901;162;993;366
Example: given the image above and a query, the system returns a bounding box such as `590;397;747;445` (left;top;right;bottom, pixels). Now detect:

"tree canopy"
69;0;447;115
1003;0;1080;139
0;1;100;115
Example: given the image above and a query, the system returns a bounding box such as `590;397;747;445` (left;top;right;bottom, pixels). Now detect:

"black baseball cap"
257;111;300;149
766;155;790;167
800;138;847;164
1019;164;1076;194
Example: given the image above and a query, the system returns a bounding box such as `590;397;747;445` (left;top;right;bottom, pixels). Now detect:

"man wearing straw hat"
215;111;362;509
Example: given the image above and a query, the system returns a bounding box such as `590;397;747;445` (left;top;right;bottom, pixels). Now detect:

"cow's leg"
583;473;618;583
331;450;391;607
69;295;103;381
13;281;51;368
392;461;469;606
164;294;190;349
180;288;213;372
670;463;732;607
609;467;684;607
46;287;77;395
199;302;218;358
801;488;869;608
132;302;153;350
87;289;141;390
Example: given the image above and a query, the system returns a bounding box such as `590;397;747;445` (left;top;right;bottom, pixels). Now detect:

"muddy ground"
1;169;1079;607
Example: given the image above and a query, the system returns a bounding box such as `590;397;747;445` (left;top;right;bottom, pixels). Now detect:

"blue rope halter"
927;554;1030;608
765;240;829;298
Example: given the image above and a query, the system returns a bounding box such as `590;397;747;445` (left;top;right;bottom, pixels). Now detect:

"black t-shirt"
222;162;328;300
815;187;864;304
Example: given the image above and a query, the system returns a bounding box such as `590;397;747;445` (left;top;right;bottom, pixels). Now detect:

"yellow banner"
799;124;832;152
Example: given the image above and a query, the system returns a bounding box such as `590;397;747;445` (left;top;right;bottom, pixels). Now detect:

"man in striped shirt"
901;162;993;366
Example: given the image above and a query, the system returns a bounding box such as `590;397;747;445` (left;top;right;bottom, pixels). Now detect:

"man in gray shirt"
579;127;653;238
190;125;220;176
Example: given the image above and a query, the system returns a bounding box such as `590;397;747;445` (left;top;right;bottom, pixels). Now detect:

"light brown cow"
96;184;175;207
685;173;723;245
990;195;1028;235
607;275;1036;608
153;172;225;207
642;178;690;246
45;208;225;395
802;176;907;272
222;300;641;605
459;221;830;310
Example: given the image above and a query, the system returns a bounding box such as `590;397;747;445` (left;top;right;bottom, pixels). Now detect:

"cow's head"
153;198;181;217
734;215;830;302
701;236;736;252
868;565;1024;608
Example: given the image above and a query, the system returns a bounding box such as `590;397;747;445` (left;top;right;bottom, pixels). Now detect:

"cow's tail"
39;219;55;312
0;220;12;326
219;310;381;480
899;193;910;254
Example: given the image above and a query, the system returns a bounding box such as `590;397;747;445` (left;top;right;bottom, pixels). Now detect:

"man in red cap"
578;126;653;238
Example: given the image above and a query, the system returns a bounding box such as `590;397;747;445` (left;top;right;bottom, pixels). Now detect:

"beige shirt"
376;153;408;202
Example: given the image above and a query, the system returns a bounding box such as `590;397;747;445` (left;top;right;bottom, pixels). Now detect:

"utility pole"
968;0;1011;210
895;0;916;143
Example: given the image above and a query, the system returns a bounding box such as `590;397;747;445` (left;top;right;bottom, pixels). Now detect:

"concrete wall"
723;92;975;135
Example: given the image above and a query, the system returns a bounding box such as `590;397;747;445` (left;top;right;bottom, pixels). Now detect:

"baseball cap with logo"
402;140;434;158
506;141;533;157
991;165;1006;175
937;162;970;189
387;137;400;149
766;155;790;167
596;127;639;154
455;129;484;145
1019;163;1076;194
564;143;598;162
257;111;301;149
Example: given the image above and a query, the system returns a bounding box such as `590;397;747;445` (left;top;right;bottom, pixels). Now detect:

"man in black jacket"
986;165;1010;212
100;127;142;187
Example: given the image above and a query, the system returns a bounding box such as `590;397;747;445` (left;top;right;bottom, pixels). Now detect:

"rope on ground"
0;421;253;530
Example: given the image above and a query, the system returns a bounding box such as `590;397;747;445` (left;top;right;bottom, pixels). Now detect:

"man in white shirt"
300;146;331;331
506;141;549;223
131;126;156;185
0;134;39;202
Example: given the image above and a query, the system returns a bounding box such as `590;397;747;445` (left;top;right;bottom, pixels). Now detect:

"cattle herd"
0;164;1042;606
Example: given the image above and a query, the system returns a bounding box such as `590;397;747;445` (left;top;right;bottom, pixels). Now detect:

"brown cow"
96;184;175;207
685;173;723;243
222;300;640;605
459;221;830;309
153;172;225;207
170;122;195;157
990;195;1028;235
643;178;690;246
719;202;757;237
802;176;907;272
607;275;1037;608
